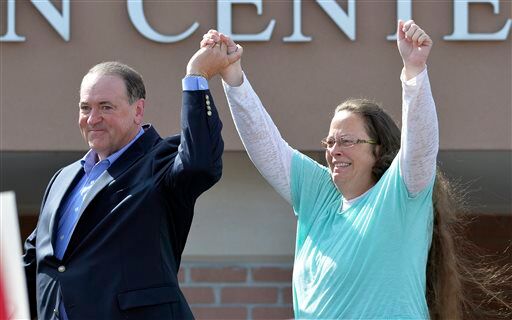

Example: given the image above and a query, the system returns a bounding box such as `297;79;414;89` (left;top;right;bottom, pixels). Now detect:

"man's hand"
397;20;433;80
186;38;242;80
201;30;244;87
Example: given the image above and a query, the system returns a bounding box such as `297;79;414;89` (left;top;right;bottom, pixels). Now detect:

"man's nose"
87;109;102;125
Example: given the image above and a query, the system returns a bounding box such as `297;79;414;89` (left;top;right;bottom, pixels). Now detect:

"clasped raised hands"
199;30;244;86
186;31;243;80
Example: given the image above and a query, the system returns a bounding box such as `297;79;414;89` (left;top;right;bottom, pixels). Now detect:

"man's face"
79;73;144;160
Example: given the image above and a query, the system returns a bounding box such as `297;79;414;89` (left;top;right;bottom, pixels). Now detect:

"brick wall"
178;263;293;320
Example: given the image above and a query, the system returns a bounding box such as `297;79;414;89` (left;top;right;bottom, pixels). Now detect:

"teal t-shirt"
291;151;434;319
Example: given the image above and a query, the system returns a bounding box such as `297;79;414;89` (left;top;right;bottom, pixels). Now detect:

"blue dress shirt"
182;75;208;90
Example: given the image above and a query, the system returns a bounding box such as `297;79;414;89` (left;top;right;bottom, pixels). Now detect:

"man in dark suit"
23;43;241;319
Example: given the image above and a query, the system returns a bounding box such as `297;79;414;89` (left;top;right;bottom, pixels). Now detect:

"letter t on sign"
386;0;412;41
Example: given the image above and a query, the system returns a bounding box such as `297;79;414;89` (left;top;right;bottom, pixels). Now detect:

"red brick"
282;287;293;304
252;306;294;319
221;287;278;304
192;307;247;319
252;267;293;282
181;287;215;304
191;267;247;283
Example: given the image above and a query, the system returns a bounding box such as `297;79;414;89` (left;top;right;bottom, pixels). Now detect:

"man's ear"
134;99;145;125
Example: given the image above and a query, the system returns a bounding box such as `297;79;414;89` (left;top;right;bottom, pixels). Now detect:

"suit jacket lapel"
107;125;160;178
45;161;83;249
72;170;114;234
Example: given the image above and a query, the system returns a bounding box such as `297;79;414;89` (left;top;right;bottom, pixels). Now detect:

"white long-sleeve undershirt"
222;68;438;205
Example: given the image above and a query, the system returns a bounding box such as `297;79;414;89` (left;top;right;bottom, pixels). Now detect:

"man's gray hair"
87;61;146;104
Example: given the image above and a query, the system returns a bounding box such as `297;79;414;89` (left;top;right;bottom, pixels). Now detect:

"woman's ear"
372;144;381;160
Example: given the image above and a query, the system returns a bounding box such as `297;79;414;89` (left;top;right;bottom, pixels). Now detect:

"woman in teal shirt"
202;20;509;319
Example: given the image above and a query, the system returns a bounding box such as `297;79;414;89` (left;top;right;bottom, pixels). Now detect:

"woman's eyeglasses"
321;136;378;149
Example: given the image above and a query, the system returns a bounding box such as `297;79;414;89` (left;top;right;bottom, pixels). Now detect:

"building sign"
1;0;510;42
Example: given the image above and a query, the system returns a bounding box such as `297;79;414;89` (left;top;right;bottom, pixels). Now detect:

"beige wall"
1;1;511;152
186;152;297;260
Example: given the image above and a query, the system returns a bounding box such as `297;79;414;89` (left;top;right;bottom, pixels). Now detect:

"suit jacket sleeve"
169;89;224;201
22;229;37;319
22;168;62;318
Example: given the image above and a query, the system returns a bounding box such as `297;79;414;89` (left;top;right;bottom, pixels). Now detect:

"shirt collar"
80;127;145;173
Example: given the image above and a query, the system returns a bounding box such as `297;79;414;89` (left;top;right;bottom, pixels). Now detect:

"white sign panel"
0;191;31;320
0;0;510;42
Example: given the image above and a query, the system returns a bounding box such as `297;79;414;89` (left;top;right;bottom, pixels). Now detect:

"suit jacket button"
58;265;66;272
207;111;212;116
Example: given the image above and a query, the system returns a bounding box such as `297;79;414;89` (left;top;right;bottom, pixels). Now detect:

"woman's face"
325;110;377;198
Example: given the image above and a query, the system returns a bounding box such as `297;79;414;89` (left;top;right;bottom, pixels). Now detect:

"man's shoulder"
150;134;181;156
141;125;179;148
162;134;180;145
141;132;181;158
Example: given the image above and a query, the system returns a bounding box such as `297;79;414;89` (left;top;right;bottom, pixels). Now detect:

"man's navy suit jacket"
23;89;223;319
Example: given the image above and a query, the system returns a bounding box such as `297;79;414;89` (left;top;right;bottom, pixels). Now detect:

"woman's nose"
329;144;344;156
